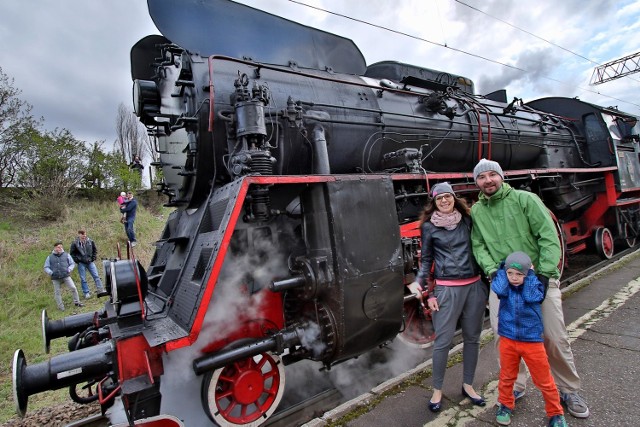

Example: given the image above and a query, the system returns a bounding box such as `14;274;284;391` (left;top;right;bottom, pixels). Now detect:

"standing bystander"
44;241;84;311
130;155;144;173
470;158;589;419
120;191;138;247
69;229;105;299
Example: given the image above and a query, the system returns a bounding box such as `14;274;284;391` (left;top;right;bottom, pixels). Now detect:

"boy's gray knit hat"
431;182;454;197
473;158;504;181
505;251;532;275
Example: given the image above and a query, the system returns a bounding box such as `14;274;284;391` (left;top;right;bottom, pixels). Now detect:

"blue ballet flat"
462;387;486;407
428;400;442;412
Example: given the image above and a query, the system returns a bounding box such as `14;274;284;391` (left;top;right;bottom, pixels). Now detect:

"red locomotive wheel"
624;222;637;248
594;227;614;259
397;300;435;348
202;352;285;426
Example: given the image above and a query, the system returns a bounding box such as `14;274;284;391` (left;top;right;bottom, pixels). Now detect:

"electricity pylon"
590;51;640;85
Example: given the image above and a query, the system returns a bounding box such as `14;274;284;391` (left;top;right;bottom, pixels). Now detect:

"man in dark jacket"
44;241;83;311
120;192;138;246
70;229;105;299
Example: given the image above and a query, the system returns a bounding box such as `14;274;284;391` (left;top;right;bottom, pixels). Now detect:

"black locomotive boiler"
12;0;640;426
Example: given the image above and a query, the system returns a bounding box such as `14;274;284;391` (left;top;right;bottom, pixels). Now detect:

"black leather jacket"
416;215;479;286
70;237;98;264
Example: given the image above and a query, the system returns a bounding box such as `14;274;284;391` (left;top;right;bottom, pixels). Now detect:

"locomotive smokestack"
12;342;114;417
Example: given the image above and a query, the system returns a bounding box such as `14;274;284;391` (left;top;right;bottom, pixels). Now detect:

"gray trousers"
489;278;581;393
52;276;80;310
431;279;488;389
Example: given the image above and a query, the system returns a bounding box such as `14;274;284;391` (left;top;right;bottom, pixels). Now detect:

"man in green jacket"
470;158;589;419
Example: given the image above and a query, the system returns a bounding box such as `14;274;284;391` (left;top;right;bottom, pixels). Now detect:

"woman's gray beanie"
431;182;454;197
473;158;504;181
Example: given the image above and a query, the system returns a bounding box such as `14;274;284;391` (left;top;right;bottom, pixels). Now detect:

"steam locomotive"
12;0;640;426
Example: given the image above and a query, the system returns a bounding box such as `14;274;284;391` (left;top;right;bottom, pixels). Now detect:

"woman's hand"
407;281;424;300
427;297;439;311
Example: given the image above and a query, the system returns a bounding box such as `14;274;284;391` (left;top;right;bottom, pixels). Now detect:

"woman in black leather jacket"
408;182;489;413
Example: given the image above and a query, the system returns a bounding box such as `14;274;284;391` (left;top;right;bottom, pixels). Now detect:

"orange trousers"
498;337;564;417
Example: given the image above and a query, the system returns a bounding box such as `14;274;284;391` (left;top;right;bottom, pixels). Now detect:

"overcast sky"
1;0;639;150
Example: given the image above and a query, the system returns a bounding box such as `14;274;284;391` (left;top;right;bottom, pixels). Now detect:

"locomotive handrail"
97;376;120;405
128;245;146;321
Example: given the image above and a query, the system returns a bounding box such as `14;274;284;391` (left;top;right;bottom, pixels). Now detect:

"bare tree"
0;67;41;187
115;103;152;165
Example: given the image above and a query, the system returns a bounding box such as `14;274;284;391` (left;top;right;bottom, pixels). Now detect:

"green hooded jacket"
471;183;561;279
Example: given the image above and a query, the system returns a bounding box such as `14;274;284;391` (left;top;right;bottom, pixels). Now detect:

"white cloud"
1;0;638;150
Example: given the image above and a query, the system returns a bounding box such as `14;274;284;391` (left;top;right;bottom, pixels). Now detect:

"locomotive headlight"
132;79;160;120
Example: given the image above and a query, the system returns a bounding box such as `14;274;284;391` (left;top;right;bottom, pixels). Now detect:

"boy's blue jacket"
491;267;545;342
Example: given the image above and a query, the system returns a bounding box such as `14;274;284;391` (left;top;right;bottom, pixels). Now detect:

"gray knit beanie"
505;251;532;275
473;158;504;181
431;182;454;197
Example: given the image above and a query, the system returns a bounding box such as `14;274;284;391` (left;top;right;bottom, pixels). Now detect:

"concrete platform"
303;250;640;427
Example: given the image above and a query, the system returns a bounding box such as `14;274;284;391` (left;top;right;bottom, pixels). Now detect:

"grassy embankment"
0;192;170;424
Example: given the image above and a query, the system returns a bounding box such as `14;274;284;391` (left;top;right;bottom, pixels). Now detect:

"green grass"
0;193;170;424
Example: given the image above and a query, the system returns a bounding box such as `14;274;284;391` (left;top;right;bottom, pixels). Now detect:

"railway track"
25;249;635;427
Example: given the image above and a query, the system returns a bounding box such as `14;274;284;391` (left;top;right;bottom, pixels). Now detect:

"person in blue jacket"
120;191;138;247
492;251;567;427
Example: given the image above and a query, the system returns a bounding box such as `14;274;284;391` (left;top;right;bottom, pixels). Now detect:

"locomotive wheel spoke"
202;352;286;426
595;227;614;259
398;299;435;348
625;223;637;248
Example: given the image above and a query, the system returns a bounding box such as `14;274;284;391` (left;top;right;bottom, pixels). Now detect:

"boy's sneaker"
131;241;137;247
548;414;568;427
561;392;590;418
496;404;512;426
513;389;526;401
84;293;91;299
74;302;84;307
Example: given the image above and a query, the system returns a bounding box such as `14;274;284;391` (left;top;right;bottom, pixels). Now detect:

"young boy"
491;251;568;427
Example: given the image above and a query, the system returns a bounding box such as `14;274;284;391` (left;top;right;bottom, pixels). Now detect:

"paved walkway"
303;251;640;427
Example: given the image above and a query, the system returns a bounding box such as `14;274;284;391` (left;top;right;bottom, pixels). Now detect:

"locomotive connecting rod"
192;327;305;375
269;275;307;292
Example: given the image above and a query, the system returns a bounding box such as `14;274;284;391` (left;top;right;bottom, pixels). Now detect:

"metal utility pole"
590;51;640;85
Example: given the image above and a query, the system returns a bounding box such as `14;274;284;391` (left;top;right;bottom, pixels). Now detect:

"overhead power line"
285;0;640;110
590;51;640;85
454;0;597;65
454;0;640;86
